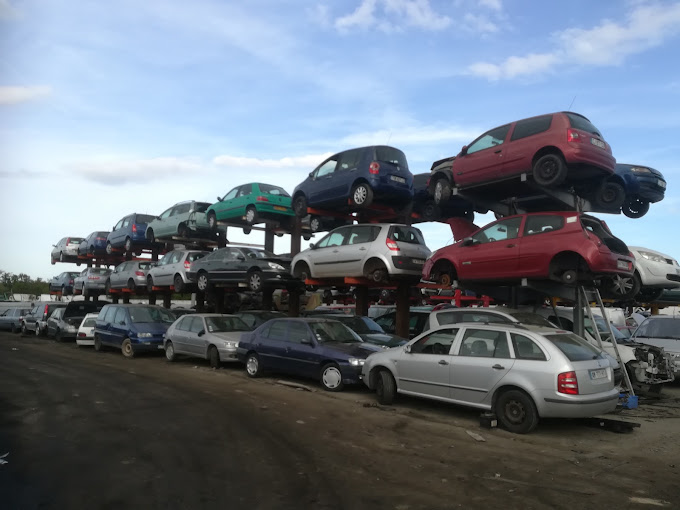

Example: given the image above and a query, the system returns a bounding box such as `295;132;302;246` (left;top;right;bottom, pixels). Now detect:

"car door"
517;214;566;277
47;308;63;336
155;206;175;238
169;316;191;355
233;184;253;218
308;227;351;278
501;115;554;175
187;316;209;357
256;320;290;371
395;328;459;399
108;307;129;347
342;225;378;276
110;263;127;288
307;157;340;206
455;124;512;186
109;219;125;247
214;187;240;220
459;217;522;280
280;321;319;378
449;327;515;405
207;248;241;283
153;252;175;286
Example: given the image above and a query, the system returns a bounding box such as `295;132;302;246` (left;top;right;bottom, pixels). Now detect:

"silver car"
0;307;31;333
291;223;430;282
632;316;680;374
164;313;251;367
51;236;85;264
47;301;105;341
107;260;155;292
362;323;619;434
74;267;112;297
629;246;680;302
146;250;208;293
145;200;214;241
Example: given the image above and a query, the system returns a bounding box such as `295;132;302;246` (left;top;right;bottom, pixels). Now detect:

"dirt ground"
1;331;679;509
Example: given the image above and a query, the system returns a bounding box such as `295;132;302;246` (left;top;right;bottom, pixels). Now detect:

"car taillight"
567;128;583;143
256;196;269;202
184;260;191;269
96;237;106;241
66;237;71;244
135;271;145;277
557;371;579;395
43;304;49;318
386;238;399;251
369;162;380;174
69;279;74;284
78;332;86;338
132;224;137;233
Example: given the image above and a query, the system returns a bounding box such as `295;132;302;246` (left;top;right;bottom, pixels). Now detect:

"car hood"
360;332;408;348
321;342;377;358
211;331;245;343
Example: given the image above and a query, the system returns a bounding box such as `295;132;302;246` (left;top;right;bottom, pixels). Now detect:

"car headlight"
268;262;284;270
223;341;237;349
630;166;652;174
638;251;667;263
348;358;365;366
138;332;153;338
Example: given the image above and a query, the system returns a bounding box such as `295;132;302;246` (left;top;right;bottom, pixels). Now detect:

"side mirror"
217;196;223;202
237;255;245;261
462;237;475;246
460;145;468;156
309;171;314;178
404;344;411;353
309;243;316;249
301;338;314;346
198;329;205;337
156;216;161;220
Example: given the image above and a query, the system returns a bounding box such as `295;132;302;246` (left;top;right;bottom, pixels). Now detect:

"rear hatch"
580;215;629;255
87;267;111;283
565;112;612;155
387;225;431;259
374;146;412;187
256;183;293;211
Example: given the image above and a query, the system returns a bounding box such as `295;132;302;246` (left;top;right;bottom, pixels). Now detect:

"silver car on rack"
291;223;430;282
362;322;619;434
146;250;208;293
106;260;155;292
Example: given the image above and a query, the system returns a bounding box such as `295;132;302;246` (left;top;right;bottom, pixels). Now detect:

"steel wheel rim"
322;367;342;389
600;185;617;203
354;186;367;204
440;273;452;286
166;343;174;360
246;356;258;375
198;275;207;291
35;325;40;336
310;218;320;232
504;399;526;425
123;342;132;356
538;160;556;180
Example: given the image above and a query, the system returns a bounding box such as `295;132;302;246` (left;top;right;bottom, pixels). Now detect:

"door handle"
438;360;449;365
506;244;515;248
494;149;502;153
332;249;339;253
359;247;367;251
492;364;505;370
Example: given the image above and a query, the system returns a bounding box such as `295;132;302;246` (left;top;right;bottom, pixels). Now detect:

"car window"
437;311;508;325
157;253;172;266
113;307;128;326
318;229;349;248
138;262;152;270
189;317;204;334
173;203;191;215
52;308;63;320
510;115;553;141
194;202;211;212
205;316;250;332
287;321;311;343
103;306;117;323
523;215;564;236
315;158;338;178
258;183;290;196
458;329;510;358
389;226;425;245
114;220;123;230
472;217;522;244
511;333;547;360
223;188;238;200
129;306;175;324
82;317;97;328
565;113;602;137
238;314;256;328
635;318;680;339
375;146;408;169
309;321;361;343
177;316;193;331
410;329;458;354
267;320;288;340
373;313;395;332
337;149;362;171
466;125;511;154
169;252;183;264
160;207;173;219
347;225;377;245
237;184;253;197
187;252;206;263
543;332;605;361
122;217;131;228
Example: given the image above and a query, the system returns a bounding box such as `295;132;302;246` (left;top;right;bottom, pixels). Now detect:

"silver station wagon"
362;323;619;433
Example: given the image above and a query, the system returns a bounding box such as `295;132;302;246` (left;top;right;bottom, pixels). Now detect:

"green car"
145;201;214;241
207;182;294;230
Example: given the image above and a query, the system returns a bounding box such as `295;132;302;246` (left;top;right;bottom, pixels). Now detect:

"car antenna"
386;131;393;144
567;95;577;111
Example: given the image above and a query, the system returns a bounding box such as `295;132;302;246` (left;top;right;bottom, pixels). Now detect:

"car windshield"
543;332;605;361
137;262;152;270
333;316;383;334
129;307;176;324
587;317;632;344
258;183;290;196
90;268;111;275
509;312;556;327
310;321;362;343
375;146;408;170
565;113;602;137
69;238;85;244
205;316;250;332
635;318;680;339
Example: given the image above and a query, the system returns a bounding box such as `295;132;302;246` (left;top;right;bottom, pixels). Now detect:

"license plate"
617;260;629;270
412;258;424;265
658;179;666;189
273;206;287;211
390;175;406;183
590;368;607;380
590;138;605;148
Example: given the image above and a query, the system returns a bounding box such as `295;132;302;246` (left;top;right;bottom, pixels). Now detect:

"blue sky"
1;0;679;280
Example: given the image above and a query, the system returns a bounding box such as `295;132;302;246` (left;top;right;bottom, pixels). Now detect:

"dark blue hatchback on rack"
615;163;666;218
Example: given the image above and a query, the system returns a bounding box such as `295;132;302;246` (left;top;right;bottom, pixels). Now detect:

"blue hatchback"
615;163;666;218
106;213;157;254
412;173;475;223
237;318;379;391
78;231;111;256
94;304;176;358
292;145;414;216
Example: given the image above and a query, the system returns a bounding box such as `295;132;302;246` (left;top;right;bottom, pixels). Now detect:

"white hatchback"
76;313;99;346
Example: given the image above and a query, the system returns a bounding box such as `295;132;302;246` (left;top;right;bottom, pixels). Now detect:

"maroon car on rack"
422;212;637;299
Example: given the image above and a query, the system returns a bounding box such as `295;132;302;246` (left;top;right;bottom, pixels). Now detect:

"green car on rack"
206;182;294;230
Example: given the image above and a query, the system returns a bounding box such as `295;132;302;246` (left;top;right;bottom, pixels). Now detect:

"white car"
76;313;98;346
630;246;680;302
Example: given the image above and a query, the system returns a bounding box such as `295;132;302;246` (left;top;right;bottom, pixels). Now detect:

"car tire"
173;274;184;293
208;345;220;368
59;252;64;262
532;154;567;187
245;352;262;377
369;267;388;283
55;329;63;343
351;183;373;208
35;324;41;337
376;370;396;405
121;338;135;358
178;224;189;238
621;196;650;219
245;206;258;225
83;287;89;298
197;272;209;292
146;228;155;242
124;237;133;253
320;363;344;392
293;194;308;218
495;389;539;434
165;341;176;362
421;201;439;222
21;323;27;336
51;257;56;265
438;272;453;287
604;273;640;301
61;285;66;296
94;334;103;352
309;215;321;233
105;281;111;295
433;178;451;205
247;270;263;292
146;276;154;292
293;262;311;280
636;287;664;303
208;212;218;230
106;242;113;255
594;180;626;209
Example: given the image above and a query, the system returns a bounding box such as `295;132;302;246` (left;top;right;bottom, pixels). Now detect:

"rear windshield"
565;113;602;137
135;214;157;224
194;203;211;212
137;262;152;270
128;306;176;324
388;226;425;245
543;332;605;361
90;268;111;275
68;238;85;244
68;272;80;278
258;183;290;197
82;318;97;328
375;146;408;170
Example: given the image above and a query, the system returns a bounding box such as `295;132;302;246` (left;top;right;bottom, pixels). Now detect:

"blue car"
78;231;111;256
412;173;475;223
292;145;414;217
616;163;666;218
93;304;176;358
106;213;157;254
237;318;378;391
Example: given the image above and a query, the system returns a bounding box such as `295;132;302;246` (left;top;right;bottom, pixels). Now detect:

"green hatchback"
207;182;294;230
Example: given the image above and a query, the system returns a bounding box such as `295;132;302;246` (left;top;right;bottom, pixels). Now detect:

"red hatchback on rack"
422;212;637;299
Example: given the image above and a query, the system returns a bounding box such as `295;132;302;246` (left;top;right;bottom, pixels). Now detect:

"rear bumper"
539;389;619;418
564;145;616;174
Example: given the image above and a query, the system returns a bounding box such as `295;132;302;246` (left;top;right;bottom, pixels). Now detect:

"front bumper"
339;364;364;385
131;337;165;352
217;346;240;362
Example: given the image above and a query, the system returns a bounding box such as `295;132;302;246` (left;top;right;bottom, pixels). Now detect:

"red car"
429;112;624;210
422;212;637;299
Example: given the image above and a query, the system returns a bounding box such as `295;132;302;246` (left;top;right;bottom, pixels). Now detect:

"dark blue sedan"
237;318;378;391
616;163;666;218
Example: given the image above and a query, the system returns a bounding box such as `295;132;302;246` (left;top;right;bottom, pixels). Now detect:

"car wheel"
376;370;396;405
55;329;63;343
35;324;41;336
208;212;218;230
197;272;209;292
173;274;184;293
146;228;155;242
106;242;113;255
94;334;102;352
320;363;344;392
165;341;176;362
369;267;388;283
121;338;135;358
245;206;258;225
594;180;626;209
438;272;453;287
245;352;262;377
636;287;664;303
309;215;321;233
433;178;451;204
105;280;111;295
124;237;133;253
178;224;189;238
243;227;252;235
247;270;263;292
293;262;310;280
421;201;439;222
83;287;89;298
293;194;308;218
21;323;27;336
88;246;95;255
10;323;17;334
208;345;220;368
561;269;577;285
59;251;64;262
146;276;154;292
605;273;640;301
51;257;56;265
351;183;373;208
532;154;567;187
61;285;66;296
495;389;539;434
622;196;650;219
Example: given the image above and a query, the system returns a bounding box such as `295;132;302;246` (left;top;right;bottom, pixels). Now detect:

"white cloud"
70;157;203;185
341;126;479;146
336;0;450;32
213;153;333;169
0;86;51;105
0;0;19;20
462;13;498;34
479;0;502;11
467;2;680;80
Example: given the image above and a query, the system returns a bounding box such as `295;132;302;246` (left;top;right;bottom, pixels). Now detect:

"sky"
1;0;680;281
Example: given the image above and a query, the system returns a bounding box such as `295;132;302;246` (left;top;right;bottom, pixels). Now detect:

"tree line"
0;270;49;298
